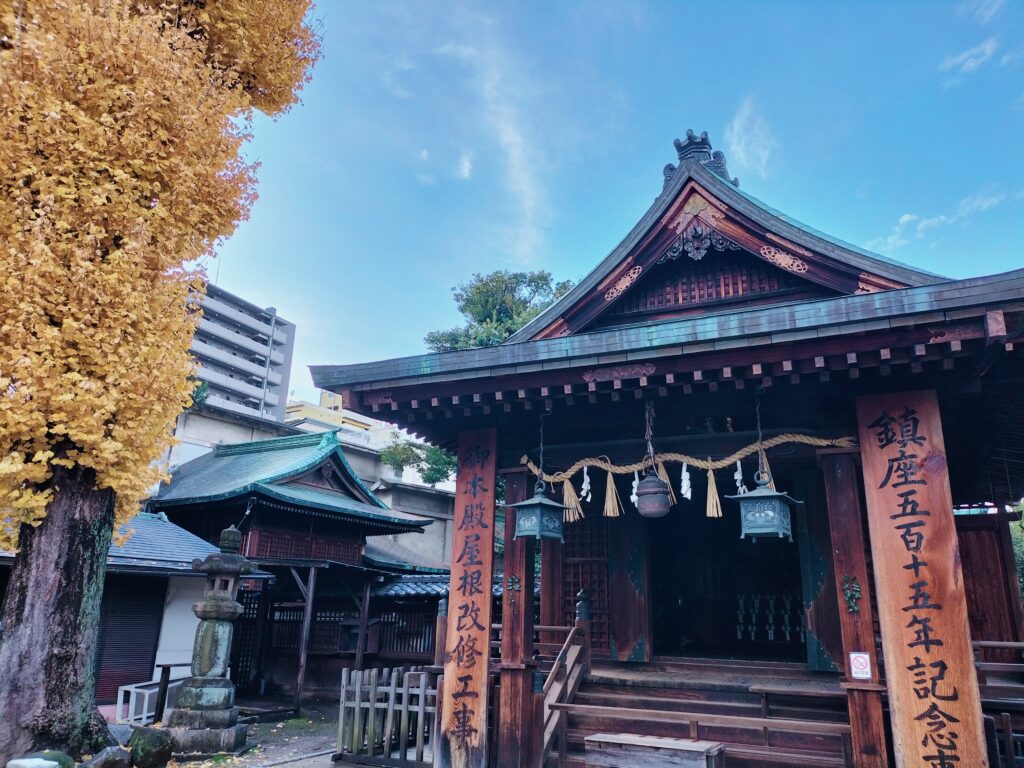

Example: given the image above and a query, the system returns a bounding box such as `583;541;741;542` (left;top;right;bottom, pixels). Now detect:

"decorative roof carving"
658;224;741;264
604;265;643;301
759;245;809;274
663;129;740;189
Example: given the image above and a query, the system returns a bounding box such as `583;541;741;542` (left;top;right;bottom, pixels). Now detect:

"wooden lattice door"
563;514;611;654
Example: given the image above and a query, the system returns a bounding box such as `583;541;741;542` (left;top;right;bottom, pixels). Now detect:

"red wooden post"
438;428;499;768
497;470;534;768
819;448;888;768
539;538;564;646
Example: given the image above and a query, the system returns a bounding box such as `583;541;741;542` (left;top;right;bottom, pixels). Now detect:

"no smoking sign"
849;652;872;680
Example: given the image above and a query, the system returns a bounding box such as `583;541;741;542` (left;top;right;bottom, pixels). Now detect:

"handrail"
540;622;589;767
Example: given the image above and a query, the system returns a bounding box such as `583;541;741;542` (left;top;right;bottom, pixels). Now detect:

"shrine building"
312;131;1024;768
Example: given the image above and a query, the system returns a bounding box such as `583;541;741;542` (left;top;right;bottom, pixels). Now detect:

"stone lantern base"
166;677;248;756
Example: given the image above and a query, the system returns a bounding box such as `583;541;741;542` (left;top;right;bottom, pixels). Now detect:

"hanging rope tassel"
706;462;723;519
603;469;622;517
656;461;678;506
562;478;584;522
758;446;777;490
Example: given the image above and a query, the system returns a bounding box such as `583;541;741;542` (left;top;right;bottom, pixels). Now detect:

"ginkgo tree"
0;0;319;756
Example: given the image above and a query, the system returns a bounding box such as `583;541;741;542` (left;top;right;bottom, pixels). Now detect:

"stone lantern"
166;525;254;755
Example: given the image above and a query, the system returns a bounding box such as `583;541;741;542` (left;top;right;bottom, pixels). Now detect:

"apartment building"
193;283;294;421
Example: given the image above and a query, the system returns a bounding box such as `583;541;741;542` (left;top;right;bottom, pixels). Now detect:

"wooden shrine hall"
313;131;1024;768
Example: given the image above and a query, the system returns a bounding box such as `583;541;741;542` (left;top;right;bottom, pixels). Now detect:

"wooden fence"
336;667;442;768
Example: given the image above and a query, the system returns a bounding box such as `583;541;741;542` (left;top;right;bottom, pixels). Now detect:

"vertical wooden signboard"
439;428;498;768
856;391;987;768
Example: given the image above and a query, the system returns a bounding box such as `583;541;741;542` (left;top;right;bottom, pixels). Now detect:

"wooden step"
577;689;764;716
555;702;850;756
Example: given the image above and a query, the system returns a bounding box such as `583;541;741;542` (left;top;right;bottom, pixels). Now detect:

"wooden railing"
540;592;592;768
335;667;442;768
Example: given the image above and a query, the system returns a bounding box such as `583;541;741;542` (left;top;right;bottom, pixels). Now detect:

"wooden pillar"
820;448;889;768
434;596;449;668
497;471;534;768
539;538;564;646
294;565;317;714
439;428;498;768
354;579;372;671
856;390;988;768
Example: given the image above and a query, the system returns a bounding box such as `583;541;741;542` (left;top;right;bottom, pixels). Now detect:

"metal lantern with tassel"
726;469;799;541
636;402;672;519
511;413;566;542
726;388;801;541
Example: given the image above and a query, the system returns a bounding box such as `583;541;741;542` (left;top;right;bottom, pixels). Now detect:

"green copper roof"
150;431;428;532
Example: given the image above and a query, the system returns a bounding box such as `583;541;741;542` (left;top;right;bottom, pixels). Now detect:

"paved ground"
175;698;338;768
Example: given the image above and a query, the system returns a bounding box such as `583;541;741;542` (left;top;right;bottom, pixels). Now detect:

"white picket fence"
336;667;443;768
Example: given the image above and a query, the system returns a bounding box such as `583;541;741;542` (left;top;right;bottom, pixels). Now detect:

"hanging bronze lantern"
635;402;673;518
726;470;799;541
636;470;671;518
510;481;566;542
512;412;566;541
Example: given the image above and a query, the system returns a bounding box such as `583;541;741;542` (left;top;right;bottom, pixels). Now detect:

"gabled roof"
0;512;242;576
507;131;942;343
150;431;429;534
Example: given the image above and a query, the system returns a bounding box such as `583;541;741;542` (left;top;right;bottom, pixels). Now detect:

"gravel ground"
173;698;338;768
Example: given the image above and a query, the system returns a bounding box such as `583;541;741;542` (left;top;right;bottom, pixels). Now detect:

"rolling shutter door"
94;576;167;703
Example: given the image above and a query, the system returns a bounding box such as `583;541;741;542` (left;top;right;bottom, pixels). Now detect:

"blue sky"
212;0;1024;402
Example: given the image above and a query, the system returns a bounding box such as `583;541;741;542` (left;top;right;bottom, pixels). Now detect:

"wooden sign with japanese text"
439;428;497;768
857;391;987;768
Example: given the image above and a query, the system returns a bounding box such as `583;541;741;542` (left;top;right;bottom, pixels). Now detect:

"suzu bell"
726;470;800;542
509;481;566;542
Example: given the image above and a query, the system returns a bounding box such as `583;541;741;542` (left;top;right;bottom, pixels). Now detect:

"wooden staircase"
545;657;853;768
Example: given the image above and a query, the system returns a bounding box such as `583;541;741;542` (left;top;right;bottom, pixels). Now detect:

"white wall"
153;576;204;680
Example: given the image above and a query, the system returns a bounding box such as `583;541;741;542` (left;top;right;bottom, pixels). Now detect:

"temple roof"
150;431;429;534
311;268;1024;394
508;131;942;343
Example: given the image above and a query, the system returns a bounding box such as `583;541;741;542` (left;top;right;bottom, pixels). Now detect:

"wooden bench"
583;733;724;768
550;702;852;767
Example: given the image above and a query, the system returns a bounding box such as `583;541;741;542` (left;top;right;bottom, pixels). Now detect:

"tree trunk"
0;464;117;760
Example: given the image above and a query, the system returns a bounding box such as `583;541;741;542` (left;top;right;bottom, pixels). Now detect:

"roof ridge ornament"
664;129;740;189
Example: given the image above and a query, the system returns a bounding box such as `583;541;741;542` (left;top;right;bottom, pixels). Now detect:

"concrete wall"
153;576;205;680
164;410;294;472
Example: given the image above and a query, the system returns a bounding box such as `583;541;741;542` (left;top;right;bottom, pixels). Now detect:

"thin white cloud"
435;39;545;261
416;173;436;186
957;191;1006;215
418;148;430;161
724;97;779;180
866;214;917;252
456;150;473;180
941;37;999;85
381;55;415;100
866;191;1006;253
958;0;1005;24
1000;49;1024;69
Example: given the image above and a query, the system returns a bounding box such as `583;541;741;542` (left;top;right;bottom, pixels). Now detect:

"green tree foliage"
424;270;573;352
379;440;458;486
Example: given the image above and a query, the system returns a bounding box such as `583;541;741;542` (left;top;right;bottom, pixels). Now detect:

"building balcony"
196;319;284;365
191;338;283;385
203;393;265;419
196;366;272;402
200;294;291;346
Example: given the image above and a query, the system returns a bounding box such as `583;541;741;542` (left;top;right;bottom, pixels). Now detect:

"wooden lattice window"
563;516;610;653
